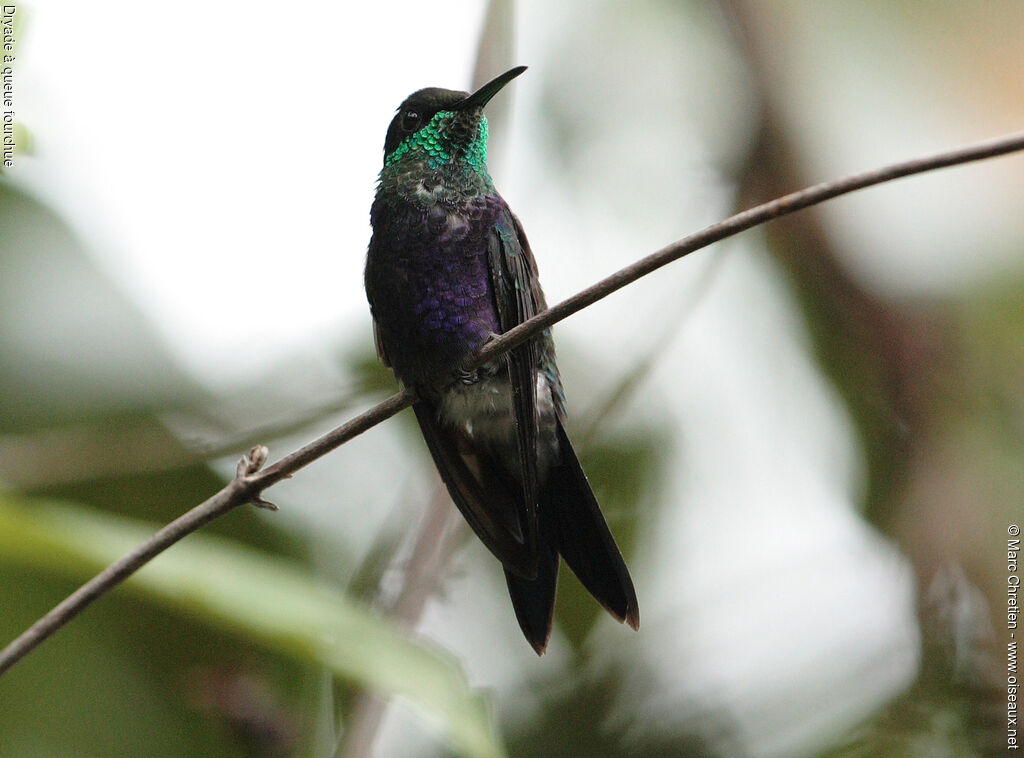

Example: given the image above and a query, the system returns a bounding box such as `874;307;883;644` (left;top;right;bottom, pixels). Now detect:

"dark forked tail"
504;419;640;654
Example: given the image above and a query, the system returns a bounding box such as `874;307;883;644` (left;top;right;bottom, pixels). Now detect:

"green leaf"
0;495;506;758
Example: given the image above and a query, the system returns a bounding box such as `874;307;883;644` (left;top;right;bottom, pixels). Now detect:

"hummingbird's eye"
401;110;421;132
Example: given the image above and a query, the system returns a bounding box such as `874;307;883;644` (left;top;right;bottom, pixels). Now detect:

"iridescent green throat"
384;111;491;175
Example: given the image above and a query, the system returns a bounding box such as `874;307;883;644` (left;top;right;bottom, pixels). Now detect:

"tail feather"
504;542;559;655
413;401;539;580
550;419;640;630
504;419;640;654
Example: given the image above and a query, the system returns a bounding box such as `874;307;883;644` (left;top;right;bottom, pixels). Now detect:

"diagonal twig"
1;128;1022;677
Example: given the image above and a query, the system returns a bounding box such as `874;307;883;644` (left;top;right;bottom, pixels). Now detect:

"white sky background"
13;1;1023;755
12;2;489;385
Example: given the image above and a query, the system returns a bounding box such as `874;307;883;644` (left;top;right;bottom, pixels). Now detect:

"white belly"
438;372;559;473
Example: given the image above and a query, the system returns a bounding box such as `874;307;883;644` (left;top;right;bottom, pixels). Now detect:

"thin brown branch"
476;128;1024;366
0;389;416;676
0;128;1022;678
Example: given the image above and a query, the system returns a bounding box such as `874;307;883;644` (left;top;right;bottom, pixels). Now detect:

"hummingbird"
364;66;639;653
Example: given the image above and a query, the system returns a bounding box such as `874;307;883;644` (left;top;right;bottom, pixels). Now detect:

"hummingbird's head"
381;66;526;175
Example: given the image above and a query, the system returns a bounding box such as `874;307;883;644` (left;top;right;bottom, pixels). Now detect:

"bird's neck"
378;113;495;207
378;159;494;208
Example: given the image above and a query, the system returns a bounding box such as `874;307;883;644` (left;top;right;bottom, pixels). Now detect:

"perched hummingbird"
364;66;639;653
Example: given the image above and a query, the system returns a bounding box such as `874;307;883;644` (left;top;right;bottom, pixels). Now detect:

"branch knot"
236;445;278;511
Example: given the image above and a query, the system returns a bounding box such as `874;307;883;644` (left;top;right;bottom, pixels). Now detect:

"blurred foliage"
0;495;507;758
820;566;1006;758
500;665;725;758
0;185;205;430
